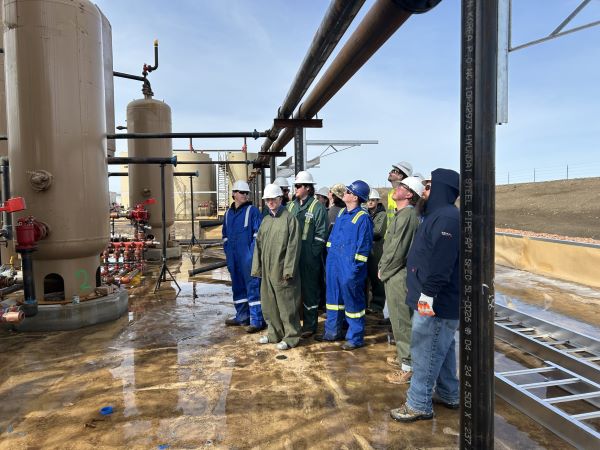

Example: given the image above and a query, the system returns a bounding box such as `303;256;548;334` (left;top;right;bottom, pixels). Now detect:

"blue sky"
96;0;600;191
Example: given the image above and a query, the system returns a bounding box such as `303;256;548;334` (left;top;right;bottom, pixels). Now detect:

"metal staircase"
216;153;229;217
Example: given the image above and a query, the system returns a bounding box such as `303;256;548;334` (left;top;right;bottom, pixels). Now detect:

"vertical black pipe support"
19;250;37;317
294;127;305;174
1;158;12;240
270;156;276;183
260;169;266;211
459;1;497;449
188;175;197;246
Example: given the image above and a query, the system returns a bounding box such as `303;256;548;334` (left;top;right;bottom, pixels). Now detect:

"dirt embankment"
377;177;600;241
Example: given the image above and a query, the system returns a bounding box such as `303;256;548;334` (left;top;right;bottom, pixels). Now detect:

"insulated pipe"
108;131;267;140
259;0;441;163
260;0;366;151
459;1;497;448
188;261;227;276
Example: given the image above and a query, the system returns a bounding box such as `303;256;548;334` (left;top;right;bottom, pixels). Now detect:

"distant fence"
496;162;600;185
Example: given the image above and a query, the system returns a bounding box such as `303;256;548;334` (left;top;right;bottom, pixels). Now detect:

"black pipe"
175;160;252;165
107;156;177;166
113;71;145;82
261;0;366;152
18;250;37;317
1;158;12;240
0;282;23;297
459;1;497;448
109;171;199;177
188;261;227;276
0;136;6;141
199;219;224;228
107;130;267;140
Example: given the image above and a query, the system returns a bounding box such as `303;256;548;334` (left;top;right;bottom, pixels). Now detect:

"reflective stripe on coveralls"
222;203;264;327
324;207;373;346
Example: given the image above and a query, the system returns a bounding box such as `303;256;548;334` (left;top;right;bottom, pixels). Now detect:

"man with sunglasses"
387;161;413;227
378;177;423;384
318;180;373;350
287;170;329;338
222;180;265;332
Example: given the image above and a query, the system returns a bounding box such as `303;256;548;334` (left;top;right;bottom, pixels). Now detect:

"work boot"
246;324;266;334
390;403;433;422
258;335;269;344
386;370;412;385
300;331;314;339
276;341;290;350
386;356;401;368
432;395;460;410
341;342;363;351
314;334;343;342
225;317;249;326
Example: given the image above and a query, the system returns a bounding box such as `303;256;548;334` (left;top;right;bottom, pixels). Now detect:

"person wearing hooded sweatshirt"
222;180;265;332
366;189;387;314
390;168;460;422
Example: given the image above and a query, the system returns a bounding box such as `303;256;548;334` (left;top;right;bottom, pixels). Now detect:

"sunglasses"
294;184;306;189
233;190;249;195
389;169;401;175
345;189;353;195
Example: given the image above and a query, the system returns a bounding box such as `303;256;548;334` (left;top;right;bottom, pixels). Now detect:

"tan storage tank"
175;152;215;219
127;99;174;242
4;0;109;299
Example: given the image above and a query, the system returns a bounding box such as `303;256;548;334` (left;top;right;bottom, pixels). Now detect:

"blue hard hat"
346;180;370;202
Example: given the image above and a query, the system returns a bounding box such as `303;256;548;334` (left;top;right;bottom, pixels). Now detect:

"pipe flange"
27;170;53;191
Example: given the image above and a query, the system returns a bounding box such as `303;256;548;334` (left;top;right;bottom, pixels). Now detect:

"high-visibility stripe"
337;207;346;217
326;304;345;311
222;237;228;242
352;210;367;224
304;304;319;310
345;309;365;319
355;254;368;262
314;236;325;243
233;298;248;304
248;301;261;307
302;198;318;241
287;202;295;212
244;205;251;228
326;242;331;248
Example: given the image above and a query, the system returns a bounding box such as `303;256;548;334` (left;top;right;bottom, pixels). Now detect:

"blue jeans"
406;313;459;414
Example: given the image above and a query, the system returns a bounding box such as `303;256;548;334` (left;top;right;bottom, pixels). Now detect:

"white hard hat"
274;177;290;188
232;180;250;192
369;189;380;200
413;172;424;182
316;186;329;197
400;176;424;197
262;183;283;199
294;170;315;185
392;161;413;177
422;172;432;186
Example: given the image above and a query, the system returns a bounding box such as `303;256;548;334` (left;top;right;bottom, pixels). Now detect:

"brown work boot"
386;370;412;385
386;356;401;368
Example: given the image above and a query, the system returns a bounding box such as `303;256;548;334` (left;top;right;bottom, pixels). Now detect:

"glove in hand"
417;293;435;317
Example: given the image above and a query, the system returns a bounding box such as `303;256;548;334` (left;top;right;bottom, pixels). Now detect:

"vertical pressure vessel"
175;152;215;219
5;0;109;299
127;99;174;242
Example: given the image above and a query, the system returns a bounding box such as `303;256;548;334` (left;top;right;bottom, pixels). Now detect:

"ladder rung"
584;356;600;362
498;366;556;377
546;391;600;404
564;347;588;353
520;378;579;389
546;340;569;346
571;410;600;421
511;327;536;333
531;334;550;339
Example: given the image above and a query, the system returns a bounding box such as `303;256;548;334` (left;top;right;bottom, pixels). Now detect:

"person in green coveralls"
366;188;387;314
287;170;329;338
378;176;423;384
252;183;302;350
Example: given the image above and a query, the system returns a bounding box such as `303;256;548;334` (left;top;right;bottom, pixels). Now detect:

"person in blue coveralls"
315;180;373;350
222;179;265;333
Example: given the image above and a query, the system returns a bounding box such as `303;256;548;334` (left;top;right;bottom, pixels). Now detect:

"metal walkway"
495;305;600;448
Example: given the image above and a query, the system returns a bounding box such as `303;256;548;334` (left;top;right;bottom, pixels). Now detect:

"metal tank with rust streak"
127;98;174;243
4;0;109;300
